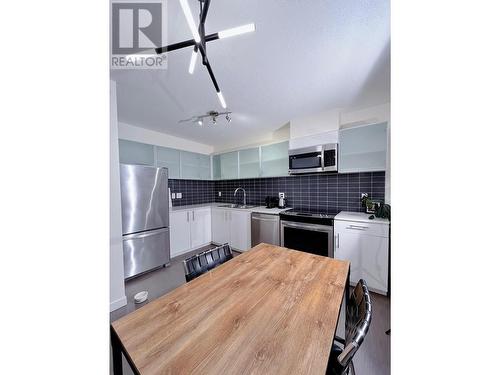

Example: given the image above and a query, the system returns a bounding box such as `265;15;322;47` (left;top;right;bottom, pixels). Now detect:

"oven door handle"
281;221;333;233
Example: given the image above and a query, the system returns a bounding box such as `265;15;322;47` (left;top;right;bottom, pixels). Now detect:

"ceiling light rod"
154;32;219;54
188;45;198;74
218;23;255;39
154;22;255;54
179;0;201;43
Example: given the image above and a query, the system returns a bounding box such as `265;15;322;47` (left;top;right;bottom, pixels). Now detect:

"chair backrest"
183;244;233;282
337;279;372;370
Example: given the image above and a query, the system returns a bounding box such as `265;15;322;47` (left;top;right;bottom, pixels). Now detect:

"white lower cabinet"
334;219;389;295
170;210;191;256
211;208;251;251
212;208;230;244
229;210;252;251
190;208;212;248
170;207;212;257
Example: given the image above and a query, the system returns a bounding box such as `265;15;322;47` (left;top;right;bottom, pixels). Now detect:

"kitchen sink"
217;204;258;209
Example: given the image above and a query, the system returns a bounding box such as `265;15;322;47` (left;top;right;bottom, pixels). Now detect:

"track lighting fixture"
179;110;232;127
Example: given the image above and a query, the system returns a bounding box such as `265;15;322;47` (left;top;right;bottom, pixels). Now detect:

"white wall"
339;103;390;127
290;109;341;139
110;81;127;312
212;123;290;154
118;122;214;155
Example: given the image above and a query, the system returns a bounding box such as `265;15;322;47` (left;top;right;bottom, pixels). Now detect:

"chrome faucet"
234;187;247;206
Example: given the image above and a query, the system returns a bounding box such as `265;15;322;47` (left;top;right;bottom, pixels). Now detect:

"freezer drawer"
251;213;280;246
122;227;170;279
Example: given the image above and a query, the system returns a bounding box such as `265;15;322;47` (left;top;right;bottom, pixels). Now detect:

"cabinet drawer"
335;220;389;237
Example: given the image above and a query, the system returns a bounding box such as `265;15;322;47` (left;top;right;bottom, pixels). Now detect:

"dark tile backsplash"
168;179;215;206
169;172;385;213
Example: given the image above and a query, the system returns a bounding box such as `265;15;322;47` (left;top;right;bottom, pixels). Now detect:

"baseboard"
110;295;127;312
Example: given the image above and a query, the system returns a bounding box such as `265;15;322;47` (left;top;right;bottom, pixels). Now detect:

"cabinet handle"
192;211;195;221
336;233;340;248
347;225;368;230
186;211;189;222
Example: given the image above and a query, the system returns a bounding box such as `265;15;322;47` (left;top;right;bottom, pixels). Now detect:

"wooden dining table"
111;243;350;375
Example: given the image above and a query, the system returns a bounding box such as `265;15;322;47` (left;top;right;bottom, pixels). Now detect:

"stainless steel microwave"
288;143;338;174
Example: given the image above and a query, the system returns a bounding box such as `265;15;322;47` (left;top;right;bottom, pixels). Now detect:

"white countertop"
171;202;291;215
171;203;218;212
334;211;390;225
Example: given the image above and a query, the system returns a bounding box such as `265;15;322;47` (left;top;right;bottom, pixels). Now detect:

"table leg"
345;266;350;327
111;327;123;375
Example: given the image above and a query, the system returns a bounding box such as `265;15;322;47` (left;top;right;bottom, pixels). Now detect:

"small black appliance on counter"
265;196;279;208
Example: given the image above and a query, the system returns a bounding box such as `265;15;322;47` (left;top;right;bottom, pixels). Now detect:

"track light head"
197;119;203;126
226;114;231;123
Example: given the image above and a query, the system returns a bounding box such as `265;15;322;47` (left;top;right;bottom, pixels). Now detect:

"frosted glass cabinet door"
156;146;180;178
198;154;211;180
339;122;387;173
212;155;221;180
220;152;239;179
239;148;260;178
118;139;155;166
180;151;210;179
260;141;289;177
180;151;200;179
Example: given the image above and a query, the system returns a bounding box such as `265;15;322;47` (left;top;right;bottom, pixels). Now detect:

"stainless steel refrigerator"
120;164;170;279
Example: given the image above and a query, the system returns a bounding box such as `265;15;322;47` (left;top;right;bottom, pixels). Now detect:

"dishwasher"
251;213;280;246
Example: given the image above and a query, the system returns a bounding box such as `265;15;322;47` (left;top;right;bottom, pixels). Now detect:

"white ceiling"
111;0;390;147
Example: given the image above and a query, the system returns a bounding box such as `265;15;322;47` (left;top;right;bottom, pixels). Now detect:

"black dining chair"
327;279;372;375
183;244;233;282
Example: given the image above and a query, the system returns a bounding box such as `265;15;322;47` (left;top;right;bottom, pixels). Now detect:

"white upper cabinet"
260;141;289;177
118;139;155;166
220;151;239;180
239;147;260;178
156;146;180;178
339;122;387;173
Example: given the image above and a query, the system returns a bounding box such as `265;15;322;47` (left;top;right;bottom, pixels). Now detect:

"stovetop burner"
281;208;340;218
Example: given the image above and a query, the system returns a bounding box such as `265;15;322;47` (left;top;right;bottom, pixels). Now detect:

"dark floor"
110;246;390;374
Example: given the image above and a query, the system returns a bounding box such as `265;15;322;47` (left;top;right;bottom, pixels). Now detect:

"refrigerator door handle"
123;227;169;241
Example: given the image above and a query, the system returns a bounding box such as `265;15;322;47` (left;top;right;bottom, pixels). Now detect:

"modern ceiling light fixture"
155;0;256;109
179;110;232;126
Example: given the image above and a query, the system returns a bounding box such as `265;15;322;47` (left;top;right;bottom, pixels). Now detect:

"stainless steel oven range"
279;209;337;258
